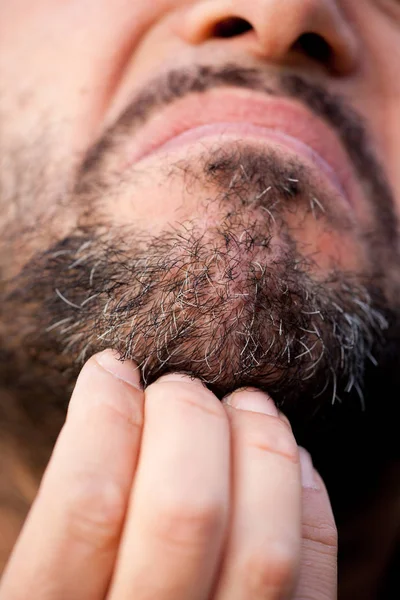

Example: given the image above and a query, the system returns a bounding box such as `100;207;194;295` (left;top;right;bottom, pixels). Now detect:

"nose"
180;0;359;75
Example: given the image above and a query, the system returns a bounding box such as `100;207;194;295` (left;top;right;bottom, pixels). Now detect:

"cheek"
0;1;171;158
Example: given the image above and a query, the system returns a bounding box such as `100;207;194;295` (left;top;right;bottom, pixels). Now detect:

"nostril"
212;17;253;39
293;32;332;65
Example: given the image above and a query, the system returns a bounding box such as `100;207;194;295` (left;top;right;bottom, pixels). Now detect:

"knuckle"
302;519;338;554
65;474;126;549
151;498;225;550
239;544;297;598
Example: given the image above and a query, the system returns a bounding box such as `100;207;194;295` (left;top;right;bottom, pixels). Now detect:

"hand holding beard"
0;349;337;600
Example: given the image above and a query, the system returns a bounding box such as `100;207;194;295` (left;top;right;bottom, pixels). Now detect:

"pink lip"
127;89;363;208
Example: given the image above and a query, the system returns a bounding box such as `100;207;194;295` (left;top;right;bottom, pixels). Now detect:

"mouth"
125;88;364;211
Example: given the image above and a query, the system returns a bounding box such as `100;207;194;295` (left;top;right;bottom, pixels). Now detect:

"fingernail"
156;373;205;387
223;389;279;416
95;349;142;390
299;447;319;490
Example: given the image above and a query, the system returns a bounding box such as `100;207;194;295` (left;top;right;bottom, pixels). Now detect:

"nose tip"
179;0;360;75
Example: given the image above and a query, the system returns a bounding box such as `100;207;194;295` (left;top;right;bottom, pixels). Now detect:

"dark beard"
2;147;395;440
2;66;399;450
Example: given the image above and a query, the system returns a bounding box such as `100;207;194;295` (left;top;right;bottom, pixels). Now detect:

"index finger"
0;349;144;600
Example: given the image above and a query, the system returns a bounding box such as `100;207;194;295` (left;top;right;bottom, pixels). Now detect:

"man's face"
2;0;400;430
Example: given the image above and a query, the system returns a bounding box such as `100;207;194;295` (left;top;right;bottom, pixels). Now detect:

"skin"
1;0;400;597
0;0;399;272
0;350;337;599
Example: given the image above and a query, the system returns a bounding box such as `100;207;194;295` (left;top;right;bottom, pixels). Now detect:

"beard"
2;144;397;442
1;66;400;476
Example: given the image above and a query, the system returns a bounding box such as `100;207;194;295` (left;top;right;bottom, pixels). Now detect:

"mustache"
80;63;397;242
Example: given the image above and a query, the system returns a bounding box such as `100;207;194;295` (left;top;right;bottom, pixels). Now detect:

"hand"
0;349;337;599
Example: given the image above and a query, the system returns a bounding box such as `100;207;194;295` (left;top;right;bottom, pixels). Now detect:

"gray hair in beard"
5;146;390;425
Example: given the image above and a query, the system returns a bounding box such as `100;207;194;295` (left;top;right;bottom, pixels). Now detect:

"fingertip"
154;372;206;388
66;350;144;430
223;388;279;416
94;349;142;390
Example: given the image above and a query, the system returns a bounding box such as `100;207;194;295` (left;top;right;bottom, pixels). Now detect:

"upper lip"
126;87;362;207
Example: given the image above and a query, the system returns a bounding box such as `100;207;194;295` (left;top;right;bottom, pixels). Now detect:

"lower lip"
148;122;347;200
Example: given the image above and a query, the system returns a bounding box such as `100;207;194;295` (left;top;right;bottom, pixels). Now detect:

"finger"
108;374;231;600
0;349;144;600
294;448;337;600
213;389;302;600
